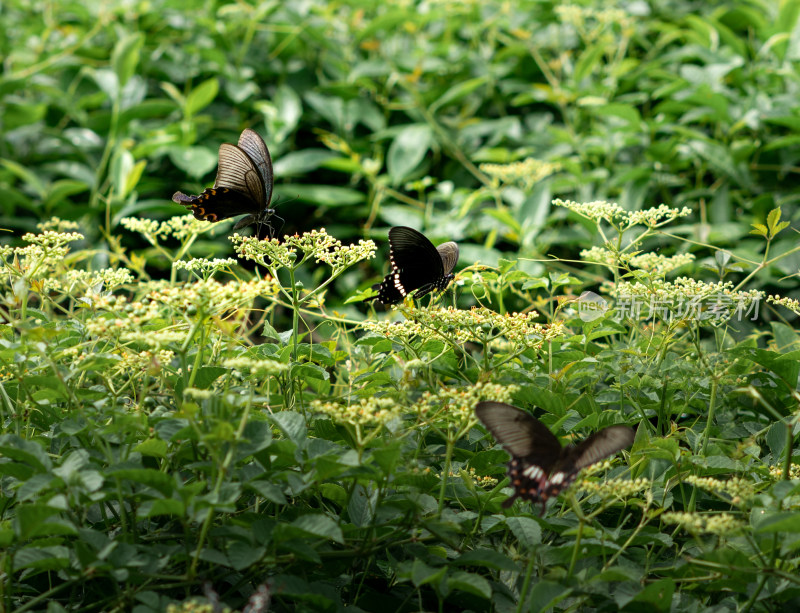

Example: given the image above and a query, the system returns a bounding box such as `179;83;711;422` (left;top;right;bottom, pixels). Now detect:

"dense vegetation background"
3;0;800;611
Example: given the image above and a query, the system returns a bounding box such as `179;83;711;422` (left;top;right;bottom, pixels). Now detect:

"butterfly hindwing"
371;226;459;305
474;401;634;509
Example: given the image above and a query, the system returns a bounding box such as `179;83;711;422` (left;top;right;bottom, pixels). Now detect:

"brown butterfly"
475;401;634;511
172;129;277;232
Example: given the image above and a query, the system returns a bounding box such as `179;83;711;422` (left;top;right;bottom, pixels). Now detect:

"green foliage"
3;1;800;612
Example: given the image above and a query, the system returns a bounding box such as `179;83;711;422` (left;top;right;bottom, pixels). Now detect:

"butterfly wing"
213;143;264;211
475;401;561;460
475;402;564;509
563;425;635;471
372;226;455;304
436;241;459;277
173;186;258;222
173;130;276;225
527;425;634;509
237;128;274;208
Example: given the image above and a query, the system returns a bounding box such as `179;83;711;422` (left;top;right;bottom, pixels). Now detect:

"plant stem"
516;554;537;613
437;435;455;515
700;378;718;455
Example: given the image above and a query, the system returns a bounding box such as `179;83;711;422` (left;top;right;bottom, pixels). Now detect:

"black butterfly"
474;401;634;510
172;128;278;232
370;226;459;305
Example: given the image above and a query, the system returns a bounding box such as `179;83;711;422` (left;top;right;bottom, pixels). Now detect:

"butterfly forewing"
237;128;274;206
475;401;561;461
567;425;635;471
214;144;264;208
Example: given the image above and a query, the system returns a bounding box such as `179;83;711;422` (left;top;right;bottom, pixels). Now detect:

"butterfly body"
475;401;634;510
371;226;459;305
172;129;277;232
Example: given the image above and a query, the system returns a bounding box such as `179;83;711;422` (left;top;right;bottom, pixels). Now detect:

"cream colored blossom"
223;356;288;376
231;228;376;271
554;199;691;228
413;382;519;422
173;258;238;275
662;511;745;536
578;477;651;499
768;295;800;316
685;475;756;501
37;217;81;232
362;305;563;351
120;215;213;244
480;158;561;190
768;464;800;481
312;397;402;428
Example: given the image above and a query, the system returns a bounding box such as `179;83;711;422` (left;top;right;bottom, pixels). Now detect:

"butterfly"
172;128;278;233
474;401;634;511
370;226;459;305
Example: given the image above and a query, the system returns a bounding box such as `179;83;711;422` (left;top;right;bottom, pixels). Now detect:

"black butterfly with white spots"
475;401;634;511
370;226;459;305
172;128;279;233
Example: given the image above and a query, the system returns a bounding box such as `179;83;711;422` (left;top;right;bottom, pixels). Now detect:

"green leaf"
270;411;307;445
281;183;365;207
527;581;572;611
411;559;446;588
192;366;228;389
453;549;519;571
133;438;168;458
631;578;675;612
111;32;144;87
447;570;491;599
185;78;219;117
15;504;61;539
169;146;218;179
274;150;340;177
226;541;265;571
0;435;52;472
574;42;606;82
386;124;433;185
248;480;288;505
319;483;347;507
290;513;344;543
505;516;542;550
108;469;176;497
430;77;488;114
142;499;185;518
754;511;800;533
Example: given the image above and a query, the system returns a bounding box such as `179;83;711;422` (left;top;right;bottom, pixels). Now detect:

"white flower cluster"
120;215;213;244
554;199;692;228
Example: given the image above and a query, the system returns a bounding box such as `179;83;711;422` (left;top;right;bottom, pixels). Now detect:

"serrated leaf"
453;549;520;571
447;570;492;599
411;559;446;587
290;514;344;543
505;516;543;550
